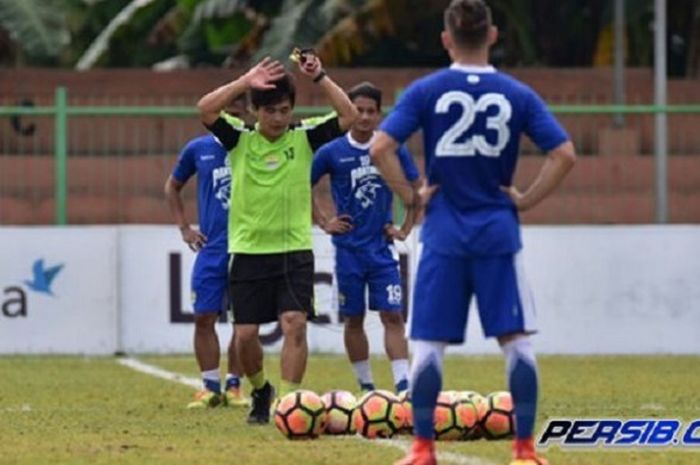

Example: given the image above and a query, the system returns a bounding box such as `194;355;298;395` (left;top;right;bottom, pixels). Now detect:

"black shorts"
229;250;314;325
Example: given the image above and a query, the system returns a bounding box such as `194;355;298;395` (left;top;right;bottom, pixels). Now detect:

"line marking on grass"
357;437;498;465
640;403;666;411
117;357;498;465
117;357;201;389
3;404;32;412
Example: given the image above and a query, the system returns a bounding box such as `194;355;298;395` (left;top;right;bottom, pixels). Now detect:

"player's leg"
187;252;224;409
344;314;375;391
234;322;274;424
336;247;375;391
472;251;546;465
379;311;409;392
212;254;247;407
279;310;308;394
276;250;314;397
188;314;223;408
367;246;409;392
395;247;471;465
224;329;250;406
229;254;278;424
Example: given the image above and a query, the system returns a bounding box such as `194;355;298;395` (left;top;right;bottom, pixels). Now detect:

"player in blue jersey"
370;1;576;464
165;95;249;409
312;82;421;394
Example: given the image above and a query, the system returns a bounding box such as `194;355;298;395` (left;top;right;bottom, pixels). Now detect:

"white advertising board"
1;225;698;355
116;226;413;354
0;226;117;354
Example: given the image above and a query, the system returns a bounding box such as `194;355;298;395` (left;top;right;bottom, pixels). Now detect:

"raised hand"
292;49;323;80
243;57;286;90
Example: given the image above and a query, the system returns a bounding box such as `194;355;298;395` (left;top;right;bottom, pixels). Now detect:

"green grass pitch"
1;354;698;464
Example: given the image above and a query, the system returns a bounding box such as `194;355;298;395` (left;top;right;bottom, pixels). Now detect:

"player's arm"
371;83;423;239
197;57;284;126
371;132;418;240
311;146;352;235
384;146;423;240
312;191;352;235
294;51;358;131
164;175;206;252
504;90;577;211
502;141;576;211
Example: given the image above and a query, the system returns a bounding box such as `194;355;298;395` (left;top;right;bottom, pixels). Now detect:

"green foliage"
252;0;328;63
0;0;697;72
178;0;255;65
94;0;176;67
0;0;69;64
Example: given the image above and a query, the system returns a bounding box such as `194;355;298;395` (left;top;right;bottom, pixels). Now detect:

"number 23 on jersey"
434;91;512;158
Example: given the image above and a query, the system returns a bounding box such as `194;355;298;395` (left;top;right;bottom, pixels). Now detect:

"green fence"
1;87;699;225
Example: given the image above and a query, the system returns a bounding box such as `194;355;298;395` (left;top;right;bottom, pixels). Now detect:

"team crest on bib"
264;153;281;169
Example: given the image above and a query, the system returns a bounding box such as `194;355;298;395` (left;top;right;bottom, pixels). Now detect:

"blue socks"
409;340;447;439
395;378;409;393
225;374;241;390
503;337;539;439
360;382;376;392
203;378;221;394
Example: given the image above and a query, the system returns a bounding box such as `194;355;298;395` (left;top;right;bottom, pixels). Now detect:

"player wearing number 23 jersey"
372;3;576;464
380;64;569;340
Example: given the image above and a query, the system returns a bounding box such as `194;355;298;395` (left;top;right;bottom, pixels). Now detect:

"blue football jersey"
312;132;420;250
172;135;231;252
380;64;569;257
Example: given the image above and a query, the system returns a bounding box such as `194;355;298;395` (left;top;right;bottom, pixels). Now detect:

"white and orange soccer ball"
482;391;515;440
397;390;413;434
274;390;327;439
353;390;406;439
433;390;478;440
321;390;356;435
460;390;489;439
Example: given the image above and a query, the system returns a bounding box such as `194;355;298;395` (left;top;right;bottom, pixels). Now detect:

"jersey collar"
449;63;496;74
346;131;375;150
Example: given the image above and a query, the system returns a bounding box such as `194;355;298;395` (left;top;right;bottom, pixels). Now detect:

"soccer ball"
434;391;469;440
481;391;514;440
452;391;479;439
459;391;488;439
353;390;406;439
274;390;327;439
321;390;356;435
397;390;413;434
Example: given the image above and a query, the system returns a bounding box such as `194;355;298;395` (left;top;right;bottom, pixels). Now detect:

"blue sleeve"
311;144;332;185
524;88;569;152
379;82;423;144
172;140;198;183
397;145;420;182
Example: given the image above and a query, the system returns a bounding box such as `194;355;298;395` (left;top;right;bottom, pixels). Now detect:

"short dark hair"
347;81;382;110
250;73;296;108
444;0;492;50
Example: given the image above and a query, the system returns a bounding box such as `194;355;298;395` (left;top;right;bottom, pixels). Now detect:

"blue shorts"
191;249;229;314
411;247;537;343
335;245;402;316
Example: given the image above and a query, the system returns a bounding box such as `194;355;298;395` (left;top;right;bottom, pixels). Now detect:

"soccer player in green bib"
197;52;358;424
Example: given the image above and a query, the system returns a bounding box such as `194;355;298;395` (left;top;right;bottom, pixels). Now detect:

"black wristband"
313;70;327;83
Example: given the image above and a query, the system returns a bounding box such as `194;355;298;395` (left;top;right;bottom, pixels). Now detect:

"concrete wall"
1;68;699;224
